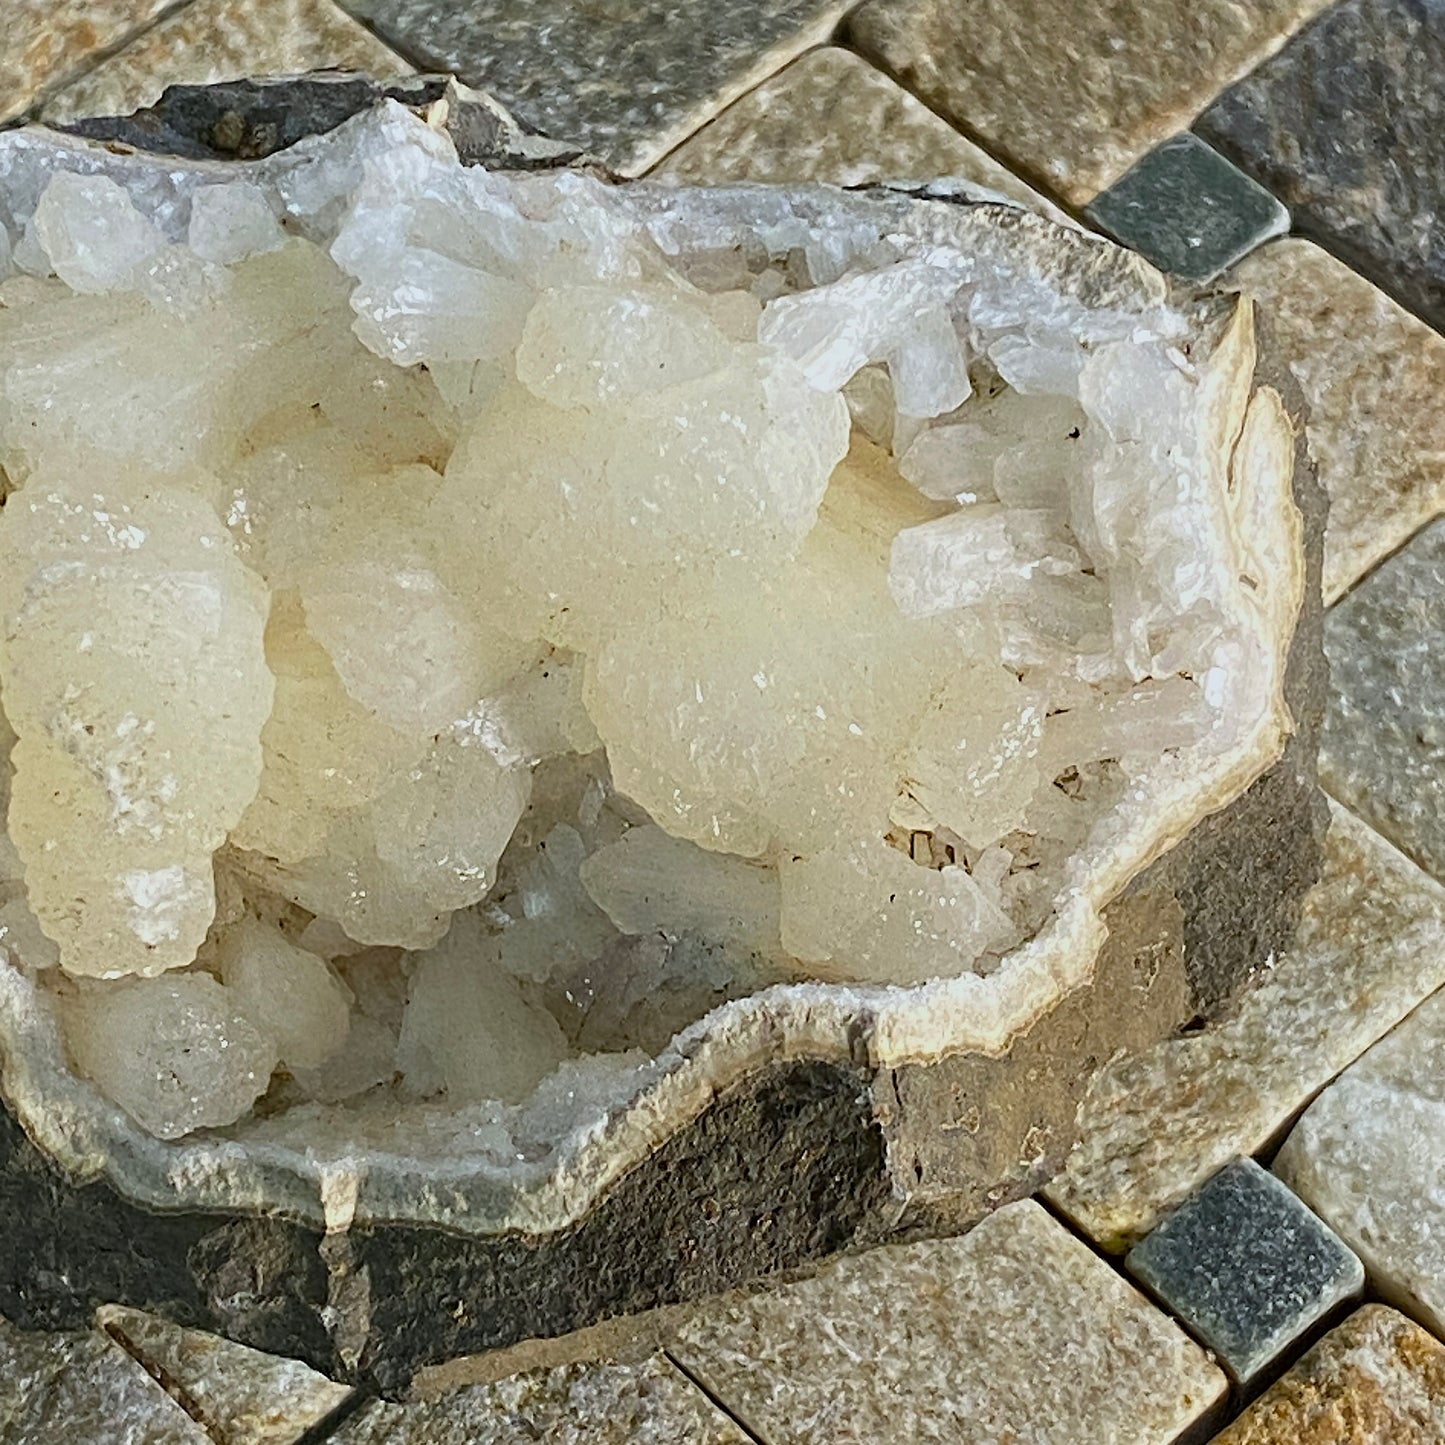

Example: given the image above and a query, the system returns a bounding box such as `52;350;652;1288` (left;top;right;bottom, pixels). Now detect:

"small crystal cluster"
0;111;1243;1142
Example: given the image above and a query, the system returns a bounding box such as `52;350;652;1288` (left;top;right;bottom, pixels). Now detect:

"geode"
0;76;1326;1394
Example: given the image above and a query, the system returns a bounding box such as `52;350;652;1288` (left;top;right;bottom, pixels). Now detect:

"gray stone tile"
1275;986;1445;1337
334;0;852;174
0;1;173;124
0;1316;209;1444
1321;518;1445;881
1210;1305;1445;1444
96;1305;353;1445
1228;239;1445;604
39;0;412;127
331;1354;749;1443
651;46;1074;227
668;1198;1226;1444
1197;0;1445;332
1126;1158;1363;1384
1085;134;1287;285
1046;804;1445;1252
848;0;1335;204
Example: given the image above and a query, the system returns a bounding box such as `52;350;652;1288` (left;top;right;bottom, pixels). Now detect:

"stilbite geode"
0;77;1323;1389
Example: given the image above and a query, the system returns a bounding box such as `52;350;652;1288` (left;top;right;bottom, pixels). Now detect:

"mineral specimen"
0;91;1302;1192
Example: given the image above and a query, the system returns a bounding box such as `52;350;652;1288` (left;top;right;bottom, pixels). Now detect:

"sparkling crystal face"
0;108;1270;1151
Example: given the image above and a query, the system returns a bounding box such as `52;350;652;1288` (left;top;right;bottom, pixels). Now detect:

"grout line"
289;1385;373;1445
664;1349;777;1445
99;1314;227;1443
15;0;204;127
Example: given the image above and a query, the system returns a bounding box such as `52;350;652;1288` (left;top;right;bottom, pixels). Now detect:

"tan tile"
652;47;1073;226
1274;984;1445;1337
97;1305;352;1445
848;0;1335;204
668;1198;1226;1445
0;1315;208;1443
332;1354;749;1444
1210;1305;1445;1444
1;1;171;123
1230;239;1445;603
1045;805;1445;1252
40;0;411;126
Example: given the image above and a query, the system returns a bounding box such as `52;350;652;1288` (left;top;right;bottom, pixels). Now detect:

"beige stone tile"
652;47;1073;227
40;0;411;126
1274;985;1445;1337
848;0;1336;204
1045;804;1445;1252
0;1315;208;1443
668;1198;1225;1445
1229;238;1445;603
1210;1305;1445;1444
0;1;172;124
332;1354;749;1443
96;1305;353;1445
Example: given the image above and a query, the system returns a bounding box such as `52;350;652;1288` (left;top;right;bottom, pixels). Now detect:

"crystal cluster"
0;112;1250;1142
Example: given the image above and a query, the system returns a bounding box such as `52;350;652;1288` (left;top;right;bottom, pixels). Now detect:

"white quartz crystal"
0;114;1275;1143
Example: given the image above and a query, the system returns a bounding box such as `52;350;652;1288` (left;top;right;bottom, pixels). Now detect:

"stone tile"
651;47;1072;226
0;1315;208;1443
1321;518;1445;881
1045;804;1445;1252
668;1198;1226;1444
1228;239;1445;603
0;1;172;124
1085;134;1287;285
335;0;852;175
331;1354;748;1443
847;0;1334;205
1197;0;1445;333
1274;986;1445;1336
1125;1159;1362;1384
96;1305;353;1445
1209;1305;1445;1443
39;0;412;127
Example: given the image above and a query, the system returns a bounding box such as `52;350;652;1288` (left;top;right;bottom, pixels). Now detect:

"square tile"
848;0;1335;203
1197;0;1445;332
39;0;412;127
1228;239;1445;604
652;47;1073;228
1321;517;1445;881
1045;804;1445;1251
1126;1158;1364;1384
1209;1305;1445;1443
1274;986;1445;1337
668;1199;1226;1444
335;0;853;174
1085;134;1288;284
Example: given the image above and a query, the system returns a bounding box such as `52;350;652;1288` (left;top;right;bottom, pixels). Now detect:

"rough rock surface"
1210;1305;1445;1444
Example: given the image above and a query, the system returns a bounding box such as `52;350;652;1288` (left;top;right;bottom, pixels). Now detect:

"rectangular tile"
668;1198;1226;1444
1321;518;1445;880
1274;986;1445;1336
40;0;412;126
1;1;172;124
336;0;853;174
1198;0;1445;333
1229;238;1445;603
652;46;1073;227
1046;805;1445;1251
848;0;1335;203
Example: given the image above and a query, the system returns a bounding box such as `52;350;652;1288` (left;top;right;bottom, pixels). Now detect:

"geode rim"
0;81;1303;1242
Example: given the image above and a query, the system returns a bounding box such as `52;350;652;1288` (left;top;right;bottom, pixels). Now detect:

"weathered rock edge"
0;76;1327;1394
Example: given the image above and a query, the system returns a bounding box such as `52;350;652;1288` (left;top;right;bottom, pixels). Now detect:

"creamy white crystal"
0;102;1293;1159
